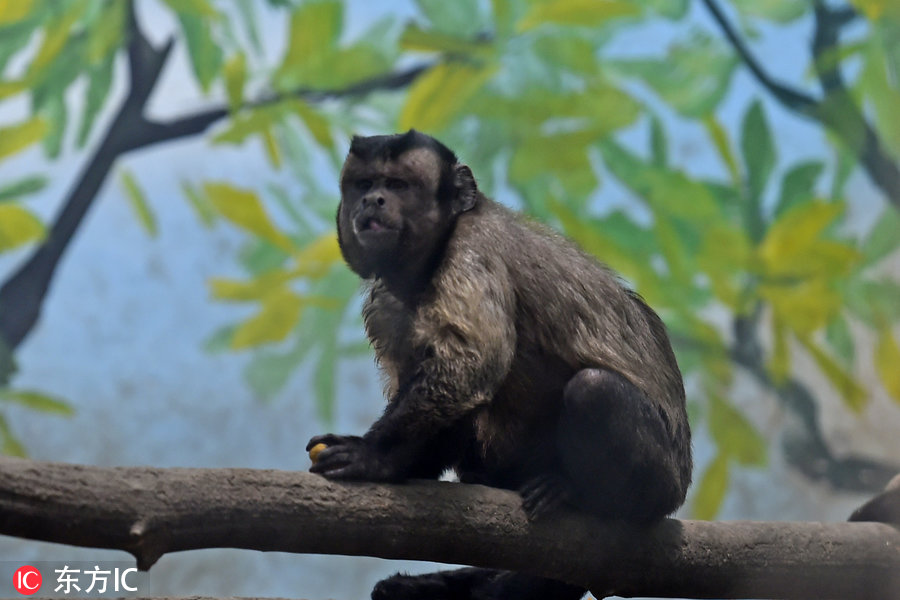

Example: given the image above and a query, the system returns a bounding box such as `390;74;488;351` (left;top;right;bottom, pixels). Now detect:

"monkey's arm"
309;257;516;481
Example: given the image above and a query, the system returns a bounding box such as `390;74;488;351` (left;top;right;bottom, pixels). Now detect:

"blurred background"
0;0;898;597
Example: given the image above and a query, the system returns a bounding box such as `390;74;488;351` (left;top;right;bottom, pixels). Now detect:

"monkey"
306;130;692;600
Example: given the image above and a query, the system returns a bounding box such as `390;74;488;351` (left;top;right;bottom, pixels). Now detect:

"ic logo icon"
13;566;42;595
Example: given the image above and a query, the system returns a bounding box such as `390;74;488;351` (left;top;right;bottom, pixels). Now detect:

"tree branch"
701;0;900;207
1;457;898;599
700;0;818;114
730;311;900;493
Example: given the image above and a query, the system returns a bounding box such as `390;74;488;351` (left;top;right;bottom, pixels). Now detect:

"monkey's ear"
453;164;478;213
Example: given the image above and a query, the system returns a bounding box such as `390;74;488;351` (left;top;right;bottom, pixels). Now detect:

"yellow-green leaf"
286;99;333;149
0;0;34;24
399;62;496;132
295;232;341;278
693;453;729;519
0;204;45;251
759;278;842;335
161;0;219;17
709;393;767;466
0;389;73;415
703;114;740;186
517;0;639;32
181;181;216;227
231;289;304;349
799;336;867;413
0;118;48;162
757;201;858;279
26;0;89;76
204;182;293;252
86;0;125;63
119;170;158;237
0;414;26;457
0;80;26;100
875;331;900;404
210;270;295;302
261;127;281;168
224;52;247;111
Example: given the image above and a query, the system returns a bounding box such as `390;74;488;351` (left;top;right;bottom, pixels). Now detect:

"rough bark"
0;457;898;599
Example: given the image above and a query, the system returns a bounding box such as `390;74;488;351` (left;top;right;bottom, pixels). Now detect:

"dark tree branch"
700;0;818;113
0;0;432;353
701;0;900;207
1;457;898;599
135;62;433;151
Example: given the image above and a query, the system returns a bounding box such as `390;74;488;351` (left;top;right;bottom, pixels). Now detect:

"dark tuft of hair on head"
349;130;458;165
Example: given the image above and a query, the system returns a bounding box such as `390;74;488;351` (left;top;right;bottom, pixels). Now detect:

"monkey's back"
448;198;687;450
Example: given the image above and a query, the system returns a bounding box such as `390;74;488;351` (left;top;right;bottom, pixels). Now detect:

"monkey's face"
337;147;455;280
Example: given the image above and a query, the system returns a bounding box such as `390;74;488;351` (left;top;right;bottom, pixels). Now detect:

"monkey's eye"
355;179;373;192
386;178;408;191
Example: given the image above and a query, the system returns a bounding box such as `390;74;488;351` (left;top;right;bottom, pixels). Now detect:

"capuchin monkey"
307;130;692;600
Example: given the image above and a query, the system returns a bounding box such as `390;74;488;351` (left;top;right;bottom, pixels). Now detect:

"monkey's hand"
306;434;402;481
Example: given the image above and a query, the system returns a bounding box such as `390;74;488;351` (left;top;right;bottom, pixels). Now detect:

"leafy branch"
701;0;900;207
0;3;429;354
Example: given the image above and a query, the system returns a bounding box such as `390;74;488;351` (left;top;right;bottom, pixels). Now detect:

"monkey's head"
337;130;479;285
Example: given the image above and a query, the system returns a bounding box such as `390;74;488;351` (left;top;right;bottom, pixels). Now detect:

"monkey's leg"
372;568;585;600
557;368;684;522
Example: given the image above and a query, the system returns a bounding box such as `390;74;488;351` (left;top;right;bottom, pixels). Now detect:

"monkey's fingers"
309;446;360;477
306;433;353;452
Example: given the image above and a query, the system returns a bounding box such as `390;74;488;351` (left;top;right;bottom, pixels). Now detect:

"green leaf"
731;0;807;22
644;0;689;19
119;169;157;237
86;0;124;63
740;99;775;208
861;207;900;267
77;56;114;147
25;0;88;77
709;393;767;466
177;12;223;93
204;182;294;252
517;0;639;32
415;0;487;36
0;204;45;251
232;0;262;53
845;280;900;327
799;336;867;413
0;0;36;25
649;115;668;168
774;161;824;219
876;331;900;404
203;324;238;354
231;289;305;349
39;92;66;158
0;117;47;162
224;52;246;111
609;32;738;118
0;175;47;202
693;453;729;519
400;24;494;58
161;0;219;17
399;62;496;132
285;99;333;149
181;181;216;227
313;339;337;421
0;389;73;415
274;0;342;88
244;344;309;402
0;414;26;457
703;115;740;185
825;316;855;366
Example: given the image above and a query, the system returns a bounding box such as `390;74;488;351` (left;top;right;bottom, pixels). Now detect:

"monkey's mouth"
354;215;399;242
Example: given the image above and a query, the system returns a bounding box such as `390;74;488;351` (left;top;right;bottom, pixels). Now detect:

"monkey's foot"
519;473;572;520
